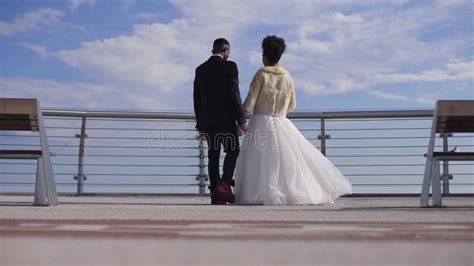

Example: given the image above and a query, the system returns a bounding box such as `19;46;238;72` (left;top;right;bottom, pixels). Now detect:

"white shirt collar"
212;54;224;59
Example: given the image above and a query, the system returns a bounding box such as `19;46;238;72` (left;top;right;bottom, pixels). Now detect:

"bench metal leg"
34;158;48;205
420;157;432;207
421;105;438;208
37;102;58;206
431;160;442;207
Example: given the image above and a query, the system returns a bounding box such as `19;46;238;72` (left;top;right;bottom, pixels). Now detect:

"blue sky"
1;0;473;111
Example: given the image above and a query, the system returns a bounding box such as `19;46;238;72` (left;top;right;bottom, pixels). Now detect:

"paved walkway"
0;196;473;266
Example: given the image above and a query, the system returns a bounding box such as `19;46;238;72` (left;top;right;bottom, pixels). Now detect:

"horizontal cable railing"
0;108;472;195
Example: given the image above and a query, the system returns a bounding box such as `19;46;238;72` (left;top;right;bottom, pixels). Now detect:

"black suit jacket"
193;56;245;132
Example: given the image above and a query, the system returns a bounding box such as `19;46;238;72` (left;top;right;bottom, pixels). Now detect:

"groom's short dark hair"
213;38;230;53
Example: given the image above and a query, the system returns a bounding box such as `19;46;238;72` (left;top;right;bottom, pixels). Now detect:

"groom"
193;38;247;205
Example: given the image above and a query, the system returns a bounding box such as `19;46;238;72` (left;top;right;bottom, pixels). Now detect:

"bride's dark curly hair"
262;35;286;64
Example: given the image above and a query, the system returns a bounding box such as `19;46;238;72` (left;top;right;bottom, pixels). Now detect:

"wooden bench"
0;98;58;206
420;100;474;207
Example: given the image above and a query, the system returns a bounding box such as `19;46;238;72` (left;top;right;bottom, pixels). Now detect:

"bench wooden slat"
0;122;37;131
0;114;37;120
436;116;474;133
437;101;474;117
0;114;39;131
0;150;43;159
0;150;42;155
432;152;474;161
0;99;38;115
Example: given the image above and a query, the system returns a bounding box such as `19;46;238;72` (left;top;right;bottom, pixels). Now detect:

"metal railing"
0;108;473;195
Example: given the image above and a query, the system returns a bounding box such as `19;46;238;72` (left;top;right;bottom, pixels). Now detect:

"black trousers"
205;130;239;192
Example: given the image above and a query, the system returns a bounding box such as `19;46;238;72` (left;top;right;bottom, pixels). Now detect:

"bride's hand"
237;123;247;137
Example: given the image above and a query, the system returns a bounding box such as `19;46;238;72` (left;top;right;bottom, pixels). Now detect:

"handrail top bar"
288;110;433;119
43;108;434;119
43;110;195;119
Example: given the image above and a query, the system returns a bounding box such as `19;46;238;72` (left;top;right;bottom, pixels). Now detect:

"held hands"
198;131;207;140
237;123;247;137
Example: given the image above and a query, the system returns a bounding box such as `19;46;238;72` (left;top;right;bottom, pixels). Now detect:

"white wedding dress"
234;114;352;205
234;66;351;205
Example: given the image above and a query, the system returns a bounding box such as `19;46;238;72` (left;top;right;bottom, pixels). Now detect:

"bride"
234;35;352;205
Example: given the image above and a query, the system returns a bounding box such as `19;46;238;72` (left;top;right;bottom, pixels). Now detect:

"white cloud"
365;60;472;104
282;3;472;96
436;0;472;7
49;0;471;101
134;13;160;21
55;20;210;92
0;77;170;110
69;0;96;11
0;8;64;37
53;1;401;93
414;92;443;105
369;90;408;101
17;42;48;59
172;0;407;26
247;51;261;66
372;60;474;84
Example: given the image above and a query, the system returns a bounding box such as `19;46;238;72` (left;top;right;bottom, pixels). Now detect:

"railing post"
74;116;87;195
441;133;453;195
318;118;330;156
196;136;208;194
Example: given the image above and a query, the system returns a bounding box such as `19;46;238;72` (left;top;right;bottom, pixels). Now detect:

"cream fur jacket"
243;66;296;117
